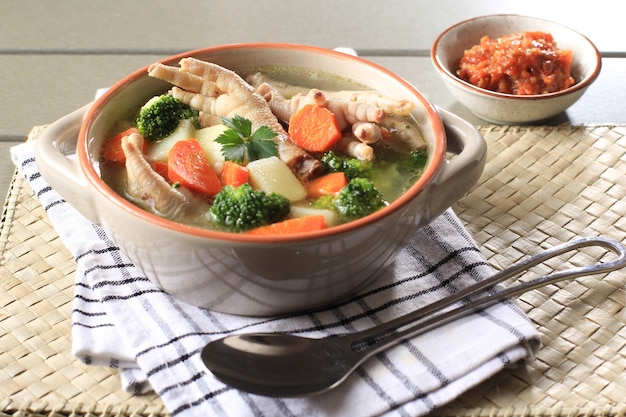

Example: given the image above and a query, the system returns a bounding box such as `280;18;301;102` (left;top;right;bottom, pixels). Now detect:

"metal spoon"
201;237;626;397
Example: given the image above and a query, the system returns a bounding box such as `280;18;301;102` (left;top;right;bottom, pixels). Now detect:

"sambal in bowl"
431;15;601;124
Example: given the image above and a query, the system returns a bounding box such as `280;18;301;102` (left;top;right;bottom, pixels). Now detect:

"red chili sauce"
456;31;575;95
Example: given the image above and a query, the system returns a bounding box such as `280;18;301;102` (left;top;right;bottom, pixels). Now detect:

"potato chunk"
195;124;228;173
247;156;307;202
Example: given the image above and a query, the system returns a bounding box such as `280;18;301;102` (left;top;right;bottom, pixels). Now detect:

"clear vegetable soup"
100;61;428;236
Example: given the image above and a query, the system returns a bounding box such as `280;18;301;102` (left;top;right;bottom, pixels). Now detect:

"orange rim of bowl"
431;14;602;101
79;42;447;243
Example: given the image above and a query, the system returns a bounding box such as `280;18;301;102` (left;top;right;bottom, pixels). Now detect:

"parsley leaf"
217;129;246;162
215;115;278;164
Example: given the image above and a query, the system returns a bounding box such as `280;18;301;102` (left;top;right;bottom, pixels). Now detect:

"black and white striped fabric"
12;140;540;417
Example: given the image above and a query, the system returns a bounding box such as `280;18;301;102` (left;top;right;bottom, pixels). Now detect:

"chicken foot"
247;72;415;116
255;81;385;158
255;82;386;130
147;58;323;180
122;132;202;222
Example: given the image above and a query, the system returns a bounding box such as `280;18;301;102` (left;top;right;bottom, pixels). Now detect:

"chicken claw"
247;72;415;115
255;82;386;130
147;58;323;181
122;133;198;221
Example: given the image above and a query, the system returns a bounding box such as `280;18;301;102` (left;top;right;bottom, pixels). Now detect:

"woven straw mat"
1;124;626;417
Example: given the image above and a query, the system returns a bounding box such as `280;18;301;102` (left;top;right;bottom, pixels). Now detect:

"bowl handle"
410;107;487;221
34;102;102;224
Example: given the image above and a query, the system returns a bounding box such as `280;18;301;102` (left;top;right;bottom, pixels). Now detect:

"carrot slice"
168;139;222;196
288;104;342;153
245;215;327;236
102;128;141;164
306;172;348;198
220;161;249;187
152;160;169;181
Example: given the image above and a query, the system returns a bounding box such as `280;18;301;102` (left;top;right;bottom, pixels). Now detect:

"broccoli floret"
312;194;335;211
333;178;386;220
396;149;428;176
136;94;199;141
320;151;344;173
209;183;290;232
320;151;375;180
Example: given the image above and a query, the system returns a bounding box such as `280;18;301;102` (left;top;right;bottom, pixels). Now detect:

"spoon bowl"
202;334;354;397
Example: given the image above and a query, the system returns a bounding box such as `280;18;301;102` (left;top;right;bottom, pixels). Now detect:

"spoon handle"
350;237;626;353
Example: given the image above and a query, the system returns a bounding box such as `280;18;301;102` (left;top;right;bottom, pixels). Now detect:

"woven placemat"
1;124;626;416
0;129;168;417
443;125;626;416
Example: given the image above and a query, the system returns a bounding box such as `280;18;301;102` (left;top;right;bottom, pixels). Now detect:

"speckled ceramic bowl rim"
431;14;602;101
78;42;447;244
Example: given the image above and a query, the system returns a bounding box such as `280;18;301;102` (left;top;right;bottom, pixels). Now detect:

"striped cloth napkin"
12;138;540;417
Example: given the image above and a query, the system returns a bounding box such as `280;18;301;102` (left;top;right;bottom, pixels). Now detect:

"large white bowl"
35;43;487;316
432;15;602;124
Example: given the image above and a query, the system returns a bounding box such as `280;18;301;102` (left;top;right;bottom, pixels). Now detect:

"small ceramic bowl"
35;43;487;316
431;14;602;124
